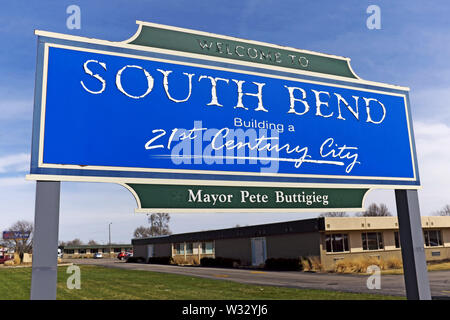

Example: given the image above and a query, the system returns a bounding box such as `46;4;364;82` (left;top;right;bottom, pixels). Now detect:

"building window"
186;243;193;254
91;248;98;253
174;243;185;255
325;234;349;253
201;242;214;254
64;249;74;254
424;230;442;247
114;247;121;253
79;249;86;254
394;232;401;248
362;232;384;250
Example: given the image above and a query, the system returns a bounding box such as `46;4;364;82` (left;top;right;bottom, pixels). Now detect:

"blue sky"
1;1;449;243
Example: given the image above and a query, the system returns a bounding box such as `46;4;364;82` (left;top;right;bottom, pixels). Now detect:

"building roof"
324;216;450;231
132;216;450;245
60;244;132;249
132;218;324;245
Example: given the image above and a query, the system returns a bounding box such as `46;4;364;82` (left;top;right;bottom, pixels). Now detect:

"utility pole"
108;222;112;258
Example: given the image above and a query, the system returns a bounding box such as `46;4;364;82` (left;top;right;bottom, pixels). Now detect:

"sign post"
395;189;431;300
30;181;60;300
27;21;430;299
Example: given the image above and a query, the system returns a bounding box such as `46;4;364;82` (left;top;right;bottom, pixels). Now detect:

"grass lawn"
0;265;403;300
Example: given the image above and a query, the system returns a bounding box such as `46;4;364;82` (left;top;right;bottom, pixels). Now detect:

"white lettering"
157;69;195;103
364;97;386;124
116;65;154;99
334;93;360;121
80;60;106;95
284;86;310;116
232;80;268;112
312;89;333;118
198;75;229;107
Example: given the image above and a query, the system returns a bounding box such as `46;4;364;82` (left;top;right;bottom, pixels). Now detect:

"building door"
251;237;266;266
146;244;154;259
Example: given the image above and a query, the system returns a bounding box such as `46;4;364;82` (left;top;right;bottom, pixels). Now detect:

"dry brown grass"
429;263;450;271
190;257;200;265
4;260;15;266
171;256;185;265
300;256;323;272
384;257;403;270
333;256;403;273
170;255;200;265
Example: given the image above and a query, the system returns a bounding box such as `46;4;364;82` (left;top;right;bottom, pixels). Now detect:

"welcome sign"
28;22;420;196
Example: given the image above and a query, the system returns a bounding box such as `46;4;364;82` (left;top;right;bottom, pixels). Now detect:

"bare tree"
148;213;171;236
357;203;392;217
1;220;33;260
319;212;349;217
87;240;98;245
435;204;450;216
133;226;153;238
134;213;172;238
65;238;83;246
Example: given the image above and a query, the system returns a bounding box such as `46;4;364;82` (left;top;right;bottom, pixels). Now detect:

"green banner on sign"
129;22;358;78
126;184;369;212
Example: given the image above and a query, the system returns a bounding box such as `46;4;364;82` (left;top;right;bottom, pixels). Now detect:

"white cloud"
410;87;450;123
0;99;32;120
0;178;35;234
0;176;29;187
0;153;30;173
414;121;450;214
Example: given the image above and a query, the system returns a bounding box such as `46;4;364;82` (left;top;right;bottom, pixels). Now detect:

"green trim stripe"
127;184;368;210
130;25;357;78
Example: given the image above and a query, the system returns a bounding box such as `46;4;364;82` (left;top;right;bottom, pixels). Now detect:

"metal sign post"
395;189;431;300
30;181;60;300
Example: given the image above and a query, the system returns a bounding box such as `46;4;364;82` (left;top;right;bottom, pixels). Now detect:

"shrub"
125;256;145;263
264;258;302;271
307;256;323;272
200;257;240;268
147;256;173;265
200;257;215;267
4;260;15;266
191;257;200;265
300;257;311;271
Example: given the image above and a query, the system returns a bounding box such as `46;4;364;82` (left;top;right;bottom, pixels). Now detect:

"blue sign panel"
29;35;420;188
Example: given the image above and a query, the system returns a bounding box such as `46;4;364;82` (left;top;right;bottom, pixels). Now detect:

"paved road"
64;258;450;299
